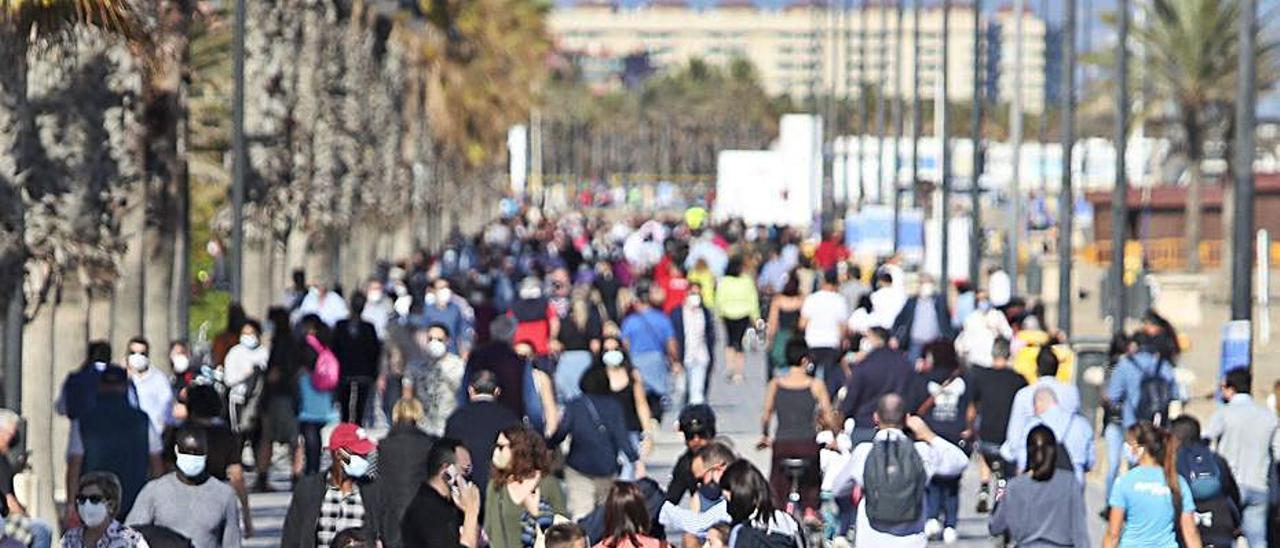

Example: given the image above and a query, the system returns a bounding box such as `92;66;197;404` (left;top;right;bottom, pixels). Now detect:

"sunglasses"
496;442;511;450
75;494;106;505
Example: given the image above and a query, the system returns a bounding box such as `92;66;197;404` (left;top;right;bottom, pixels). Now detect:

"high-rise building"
549;1;1049;113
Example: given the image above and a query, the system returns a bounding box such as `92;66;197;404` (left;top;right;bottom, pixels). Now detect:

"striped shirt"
317;484;365;548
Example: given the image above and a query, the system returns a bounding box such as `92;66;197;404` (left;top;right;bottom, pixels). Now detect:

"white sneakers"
924;519;942;539
924;519;958;544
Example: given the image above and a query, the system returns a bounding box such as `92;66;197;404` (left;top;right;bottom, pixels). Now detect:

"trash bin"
1071;337;1112;431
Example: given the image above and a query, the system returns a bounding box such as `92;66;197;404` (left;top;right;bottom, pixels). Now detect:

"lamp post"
1232;0;1257;325
230;0;246;302
1109;0;1130;334
1058;0;1076;335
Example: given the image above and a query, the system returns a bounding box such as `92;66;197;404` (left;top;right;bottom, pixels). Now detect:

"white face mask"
175;450;207;478
436;288;453;305
603;350;625;368
127;353;149;372
367;289;384;303
239;334;259;349
686;295;702;308
394;295;413;317
77;500;110;528
919;283;936;298
171;354;189;373
427;340;447;359
343;455;371;478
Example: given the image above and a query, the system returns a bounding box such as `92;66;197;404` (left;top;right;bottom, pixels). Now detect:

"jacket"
548;395;638;477
670;306;716;368
484;474;565;548
281;473;390;548
376;424;438;548
444;400;520;495
891;296;956;346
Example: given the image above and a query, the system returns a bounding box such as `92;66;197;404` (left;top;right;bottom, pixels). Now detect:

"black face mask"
697;479;722;503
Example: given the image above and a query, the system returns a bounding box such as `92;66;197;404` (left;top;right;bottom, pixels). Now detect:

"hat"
677;404;716;437
328;423;376;455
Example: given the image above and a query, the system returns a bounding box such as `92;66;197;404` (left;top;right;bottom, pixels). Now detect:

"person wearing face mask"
168;340;197;393
401;438;482;547
589;338;655;481
63;472;149;548
483;425;566;548
57;341;116;423
672;282;716;406
123;337;174;441
510;277;560;359
126;428;241;548
658;442;736;544
417;279;469;355
548;369;642;519
221;320;269;433
889;275;956;363
360;278;394;341
554;287;605;403
411;324;465;436
283;422;391;548
758;339;836;526
333;293;382;427
1104;422;1203;548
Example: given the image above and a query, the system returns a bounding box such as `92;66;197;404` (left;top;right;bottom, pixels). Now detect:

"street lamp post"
911;0;921;209
1009;0;1024;295
969;0;983;285
230;0;246;302
1059;0;1076;335
941;0;951;286
1232;0;1257;324
1110;0;1129;334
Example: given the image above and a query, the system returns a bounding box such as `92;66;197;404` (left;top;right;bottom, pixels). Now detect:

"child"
704;523;732;548
544;522;589;548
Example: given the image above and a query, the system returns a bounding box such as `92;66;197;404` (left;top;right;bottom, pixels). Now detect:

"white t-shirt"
801;290;849;349
989;270;1012;307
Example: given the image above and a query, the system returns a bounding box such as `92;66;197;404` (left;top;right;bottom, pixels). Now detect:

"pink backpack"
305;334;340;392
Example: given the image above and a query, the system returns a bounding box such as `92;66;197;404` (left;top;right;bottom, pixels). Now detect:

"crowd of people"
6;205;1280;547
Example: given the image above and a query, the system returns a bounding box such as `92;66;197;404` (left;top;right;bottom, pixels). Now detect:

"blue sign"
1220;320;1252;378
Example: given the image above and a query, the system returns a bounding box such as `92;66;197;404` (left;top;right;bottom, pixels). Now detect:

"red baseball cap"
327;423;376;456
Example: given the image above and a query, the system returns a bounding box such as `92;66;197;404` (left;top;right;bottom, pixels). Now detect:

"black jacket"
840;347;913;426
664;450;697;505
444;399;520;494
333;319;382;379
891;296;956;346
377;424;438;548
281;473;390;548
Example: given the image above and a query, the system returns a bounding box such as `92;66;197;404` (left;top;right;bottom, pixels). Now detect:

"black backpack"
1135;358;1173;425
1178;444;1225;502
731;524;802;548
863;436;926;524
1053;416;1077;472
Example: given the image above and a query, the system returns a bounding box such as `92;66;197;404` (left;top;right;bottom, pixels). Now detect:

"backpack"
1178;444;1224;502
1053;417;1077;472
1135;357;1173;425
305;334;340;392
730;521;803;548
863;436;926;524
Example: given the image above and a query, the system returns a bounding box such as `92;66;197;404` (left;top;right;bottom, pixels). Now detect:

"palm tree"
1122;0;1276;272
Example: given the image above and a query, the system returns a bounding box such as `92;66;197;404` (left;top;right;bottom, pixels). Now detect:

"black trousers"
809;347;844;398
337;377;374;426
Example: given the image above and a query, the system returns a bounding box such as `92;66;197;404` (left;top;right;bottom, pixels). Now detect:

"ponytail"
1162;430;1183;517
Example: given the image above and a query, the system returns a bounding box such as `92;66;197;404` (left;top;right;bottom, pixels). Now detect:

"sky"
555;0;1280;115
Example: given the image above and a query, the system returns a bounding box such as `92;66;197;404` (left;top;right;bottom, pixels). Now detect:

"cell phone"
446;464;462;500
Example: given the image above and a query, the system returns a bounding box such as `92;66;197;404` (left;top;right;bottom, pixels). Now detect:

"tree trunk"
20;281;53;523
113;181;147;359
1184;110;1203;273
0;28;30;412
51;279;87;507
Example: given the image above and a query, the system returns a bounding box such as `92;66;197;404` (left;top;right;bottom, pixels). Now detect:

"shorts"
724;317;750;352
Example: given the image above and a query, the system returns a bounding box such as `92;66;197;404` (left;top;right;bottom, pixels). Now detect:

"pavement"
242;321;1115;546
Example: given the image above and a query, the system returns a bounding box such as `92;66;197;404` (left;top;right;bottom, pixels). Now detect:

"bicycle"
781;457;824;548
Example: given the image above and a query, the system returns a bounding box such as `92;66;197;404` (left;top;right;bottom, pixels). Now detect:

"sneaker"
942;527;958;544
976;487;991;514
924;519;942;539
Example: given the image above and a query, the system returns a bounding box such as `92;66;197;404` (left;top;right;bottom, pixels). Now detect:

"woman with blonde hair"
378;397;436;548
555;285;604;402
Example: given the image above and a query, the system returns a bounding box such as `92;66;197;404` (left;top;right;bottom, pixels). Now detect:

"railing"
1080;238;1280;271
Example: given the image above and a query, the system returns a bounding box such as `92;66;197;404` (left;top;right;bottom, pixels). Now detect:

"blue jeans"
554;351;594;403
618;431;643;481
1241;487;1269;548
925;475;961;529
4;517;52;548
631;352;669;397
1104;422;1125;501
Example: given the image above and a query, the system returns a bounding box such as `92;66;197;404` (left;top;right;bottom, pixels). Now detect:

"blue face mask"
175;451;207;478
344;455;371;478
697;480;722;507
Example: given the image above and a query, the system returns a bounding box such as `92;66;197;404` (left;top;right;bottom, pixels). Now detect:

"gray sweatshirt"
126;472;241;548
989;472;1090;548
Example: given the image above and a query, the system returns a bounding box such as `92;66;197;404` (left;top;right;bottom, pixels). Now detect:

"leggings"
300;421;325;476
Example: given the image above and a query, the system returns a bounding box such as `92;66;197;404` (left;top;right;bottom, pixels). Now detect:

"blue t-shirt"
621;309;675;354
1107;465;1195;548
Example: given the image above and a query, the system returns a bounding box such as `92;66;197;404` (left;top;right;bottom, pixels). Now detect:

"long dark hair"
1026;425;1058;482
1130;421;1183;516
601;481;652;547
491;425;550;487
721;459;777;527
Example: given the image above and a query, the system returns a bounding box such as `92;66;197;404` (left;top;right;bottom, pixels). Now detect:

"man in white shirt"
800;270;850;396
827;394;970;548
869;270;907;330
293;283;349;327
1004;348;1081;463
987;266;1012;309
124;337;173;438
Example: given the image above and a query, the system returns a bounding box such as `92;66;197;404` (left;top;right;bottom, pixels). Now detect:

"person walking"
1104;421;1202;548
758;339;834;523
799;269;849;397
1002;387;1095;485
483;426;566;548
1005;348;1082;462
410;323;465;436
378;399;437;548
620;285;679;422
716;257;760;384
988;425;1090;547
1203;368;1279;548
964;337;1026;513
222;319;268;436
593;482;666;548
593;338;655;481
445;371;521;497
838;327;913;444
554;287;604;403
907;342;971;543
0;410;52;548
890;276;956;362
124;337;173;442
333;293;382;426
1171;416;1241;548
719;460;807;546
282;423;390;547
67;367;162;522
127;428;241;548
827;394;970;547
62;472;149;548
665;405;717;506
171;385;253;536
257;306;300;492
765;275;804;374
296;315;337;477
400;438;482;547
549;370;643;519
672;282;716;405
